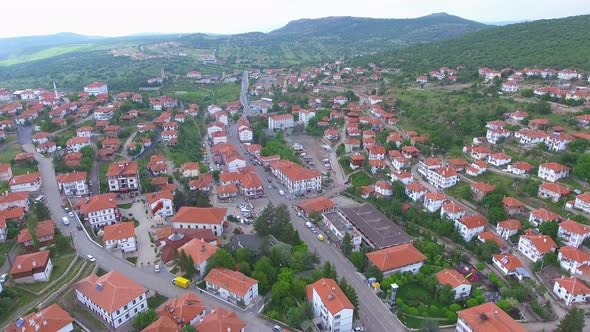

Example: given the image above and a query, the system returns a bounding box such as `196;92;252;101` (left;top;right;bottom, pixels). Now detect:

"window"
125;314;129;319
118;318;122;323
133;299;136;304
124;305;128;310
141;303;145;308
334;314;341;319
116;310;120;315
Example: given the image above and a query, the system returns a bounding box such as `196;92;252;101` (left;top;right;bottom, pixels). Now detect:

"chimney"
17;264;21;269
32;261;36;267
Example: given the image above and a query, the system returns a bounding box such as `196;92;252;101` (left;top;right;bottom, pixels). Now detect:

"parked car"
154;264;160;272
76;223;83;230
68;211;75;217
86;255;96;262
272;326;283;332
0;273;7;283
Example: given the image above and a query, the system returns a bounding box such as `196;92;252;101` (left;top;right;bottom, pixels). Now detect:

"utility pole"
5;252;12;268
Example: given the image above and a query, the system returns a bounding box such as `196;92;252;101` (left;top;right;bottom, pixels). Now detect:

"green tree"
348;251;367;272
573;154;590;182
339;278;360;318
554;306;586;332
182;325;197;332
133;309;158;330
236;248;251;264
205;248;236;274
341;233;353;256
321;262;338;280
365;263;384;282
539;221;559;240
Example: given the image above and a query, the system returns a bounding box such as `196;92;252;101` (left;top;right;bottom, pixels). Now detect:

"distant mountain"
269;13;488;46
0;32;104;58
368;14;590;72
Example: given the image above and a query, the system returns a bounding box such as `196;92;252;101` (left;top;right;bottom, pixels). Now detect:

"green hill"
367;14;590;72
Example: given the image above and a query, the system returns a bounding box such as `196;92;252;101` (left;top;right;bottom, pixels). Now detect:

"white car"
86;254;96;262
0;273;7;283
154;264;160;272
68;211;75;217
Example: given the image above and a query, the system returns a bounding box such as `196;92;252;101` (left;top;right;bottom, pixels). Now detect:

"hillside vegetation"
366;14;590;72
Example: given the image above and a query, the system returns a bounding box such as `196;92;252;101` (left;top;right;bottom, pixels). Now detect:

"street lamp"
5;252;12;268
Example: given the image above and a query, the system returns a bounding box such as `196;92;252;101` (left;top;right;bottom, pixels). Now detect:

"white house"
552;277;590;305
501;81;519;93
441;202;466;221
487;153;512;167
103;222;136;252
212;131;228;145
557;246;590;275
10;250;53;284
426;167;459;189
9;173;42;192
179;239;218;278
518;234;557;262
157;293;206;327
94;108;114;121
508;161;534;176
423;192;447;213
366;243;426;276
558;219;590;248
496;219;522;240
238;127;253;142
84;82;108;95
306;278;354;332
225;155;247;173
436;269;471;300
454;215;488;242
529;208;561;226
557;69;578;80
486;128;512;145
7;304;74;332
538;162;570;182
492;253;526;278
106;161;140;193
76;126;94;138
178;162;200;178
66;136;91;153
298;109;316;126
205;267;259;306
405;182;428;202
79;193;120;229
270;160;322;194
146;190;175;217
171;207;227;236
207;121;225;138
374;181;393;197
538;182;571;202
573;192;590;214
57;172;88;196
75;271;147;329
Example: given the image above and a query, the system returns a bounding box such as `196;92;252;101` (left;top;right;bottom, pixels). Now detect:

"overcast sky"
1;0;589;38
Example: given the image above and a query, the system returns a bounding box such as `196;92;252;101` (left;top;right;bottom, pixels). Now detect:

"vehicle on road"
305;222;312;228
68;211;75;217
0;273;7;283
317;234;325;241
154;264;160;272
86;255;96;262
354;327;364;332
61;216;70;226
64;206;70;212
279;190;285;196
272;326;283;332
76;224;83;230
268;184;273;189
35;195;45;202
172;276;190;288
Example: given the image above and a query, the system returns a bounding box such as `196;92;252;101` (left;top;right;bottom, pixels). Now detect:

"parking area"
285;135;333;173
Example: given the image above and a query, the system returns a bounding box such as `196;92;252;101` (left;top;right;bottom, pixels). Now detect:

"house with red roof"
492;254;527;279
518;234;557;262
17;220;55;252
367;243;426;276
440;202;466;221
157;292;206;327
501;197;527;216
507;161;534;176
179;239;218;277
0;163;12;182
146;190;174;217
11;250;53;283
487;153;512;167
470;182;495;201
296;197;336;217
423;192;447;213
75;271;147;329
268;114;294;131
538;182;571;202
80;193;120;228
84;82;108;95
107;161;139;193
188;174;213;192
103;222;136;252
436;269;471;300
367;145;386;160
538;162;570;182
455;215;488;242
552;277;590;305
405;182;428;202
427;166;459;189
528;208;561;226
457;302;526;332
558;246;590;275
573;192;590;214
9;173;42;192
171;207;227;236
5;304;74;332
56;172;88;196
270;160;321;194
374;181;393;197
205;267;258;306
558;219;590;248
496;219;522;240
477;231;503;247
193;307;245;332
178;162;200;178
306;278;354;332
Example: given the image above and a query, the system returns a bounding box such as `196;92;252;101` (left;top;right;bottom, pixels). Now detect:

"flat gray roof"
339;203;412;249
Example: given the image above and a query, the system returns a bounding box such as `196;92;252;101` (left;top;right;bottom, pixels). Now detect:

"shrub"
449;304;462;312
447;312;458;322
476;263;485;271
466;298;479;308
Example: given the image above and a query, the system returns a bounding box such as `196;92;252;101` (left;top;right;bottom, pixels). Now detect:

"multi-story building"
298;109;316;126
103;222;136;252
157;293;206;327
552;277;590;305
538;162;570;182
492;254;526;278
205;267;258;306
518;234;557;262
79;193;120;229
146;190;175;217
454;215;488;242
573;192;590;214
557;246;590;275
529;208;561;226
75;271;148;329
5;304;74;332
537;182;571;202
17;220;55;251
56;172;88;196
306;278;354;332
10;250;53;284
441;202;466;221
9;173;42;192
193;307;245;332
456;302;526;332
84;82;108;95
496;219;522;240
171;207;227;236
270;160;321;194
426;167;459;189
268;114;294;131
423;192;447;213
106;161;140;193
558;219;590;248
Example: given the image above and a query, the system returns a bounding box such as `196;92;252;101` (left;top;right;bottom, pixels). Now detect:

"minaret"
53;81;58;99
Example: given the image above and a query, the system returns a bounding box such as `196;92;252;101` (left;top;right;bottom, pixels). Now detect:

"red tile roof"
9;173;40;186
559;246;590;263
554;277;590;295
11;250;51;276
157;292;206;326
141;316;180;332
17;220;55;243
478;231;503;246
75;271;146;314
193;307;245;332
5;304;73;332
530;208;561;221
297;197;335;215
458;215;488;229
366;243;427;272
306;278;354;315
540;182;571;195
493;254;524;271
540;162;570;172
172;207;227;225
145;190;173;205
106;161;138;177
497;219;522;231
457;302;526;332
501;197;524;208
436;269;470;289
559;219;590;235
522;234;557;253
103;222;135;242
80;193;117;214
471;182;496;193
204;267;257;296
179;239;218;264
56;171;87;183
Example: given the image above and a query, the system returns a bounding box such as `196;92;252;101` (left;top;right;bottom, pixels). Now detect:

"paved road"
17;130;273;332
239;71;252;116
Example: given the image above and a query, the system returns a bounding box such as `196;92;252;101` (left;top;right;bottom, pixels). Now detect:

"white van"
61;216;70;226
35;195;45;202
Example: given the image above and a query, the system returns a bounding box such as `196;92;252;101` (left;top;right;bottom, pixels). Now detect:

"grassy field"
0;45;91;66
17;254;78;293
160;80;241;105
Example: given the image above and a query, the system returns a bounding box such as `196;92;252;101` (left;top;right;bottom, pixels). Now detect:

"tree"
554;306;586;332
365;263;384;282
573;154;590;182
421;319;440;332
133;309;158;330
341;233;353;256
348;251;367;272
205;248;236;274
236;248;251;264
321;262;338;280
182;325;197;332
539;221;559;240
339;278;360;318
